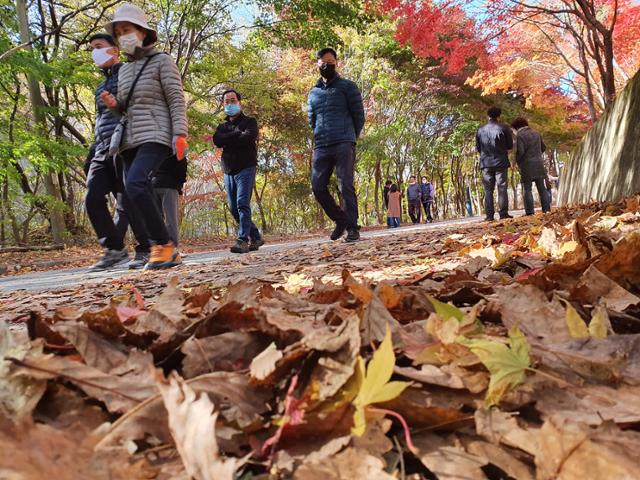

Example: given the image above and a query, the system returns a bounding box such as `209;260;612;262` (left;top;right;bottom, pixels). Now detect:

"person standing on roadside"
476;106;513;221
102;3;188;269
407;176;422;224
511;117;551;216
84;33;150;271
420;176;434;223
213;89;264;254
307;47;365;242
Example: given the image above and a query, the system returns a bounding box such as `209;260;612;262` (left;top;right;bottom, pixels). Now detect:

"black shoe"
128;251;149;270
345;228;360;242
483;216;495;222
230;239;250;254
88;249;129;271
330;223;347;241
500;214;514;219
249;237;265;251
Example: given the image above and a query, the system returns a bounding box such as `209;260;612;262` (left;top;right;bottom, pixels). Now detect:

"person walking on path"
420;176;434;223
387;184;401;228
511;117;551;216
307;47;365;242
383;180;392;226
407;176;422;224
213;89;264;254
476;106;513;221
84;33;150;272
152;154;187;249
102;3;188;269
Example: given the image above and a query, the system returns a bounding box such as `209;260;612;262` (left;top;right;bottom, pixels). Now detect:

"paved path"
0;215;486;293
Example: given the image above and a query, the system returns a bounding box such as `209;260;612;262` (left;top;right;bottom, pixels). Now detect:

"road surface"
0;215;487;293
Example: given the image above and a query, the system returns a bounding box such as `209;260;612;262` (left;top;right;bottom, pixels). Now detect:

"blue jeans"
388;217;400;228
522;177;551;215
224;167;261;241
311;142;358;229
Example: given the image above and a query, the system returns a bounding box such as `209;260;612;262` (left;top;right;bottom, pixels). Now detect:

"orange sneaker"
145;242;182;269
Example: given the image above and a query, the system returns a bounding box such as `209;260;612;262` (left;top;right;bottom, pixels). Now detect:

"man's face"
317;52;337;70
410;177;416;184
223;92;240;107
89;39;119;67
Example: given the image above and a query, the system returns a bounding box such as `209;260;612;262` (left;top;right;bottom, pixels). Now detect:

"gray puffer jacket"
115;46;187;151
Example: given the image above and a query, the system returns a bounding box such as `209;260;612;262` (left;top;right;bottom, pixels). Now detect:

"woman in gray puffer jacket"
102;3;187;269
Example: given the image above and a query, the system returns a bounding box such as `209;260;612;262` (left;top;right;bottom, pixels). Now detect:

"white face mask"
91;47;113;67
118;32;143;55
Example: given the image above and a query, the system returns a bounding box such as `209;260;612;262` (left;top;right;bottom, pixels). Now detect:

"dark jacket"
307;75;365;148
152;155;188;194
92;63;123;153
383;185;390;208
212;112;258;175
420;182;434;202
515;126;547;180
407;183;421;202
476;119;514;169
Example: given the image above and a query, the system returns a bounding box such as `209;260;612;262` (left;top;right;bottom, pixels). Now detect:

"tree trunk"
16;0;66;243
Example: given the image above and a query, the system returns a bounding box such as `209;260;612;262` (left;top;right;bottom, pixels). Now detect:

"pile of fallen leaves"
2;195;640;479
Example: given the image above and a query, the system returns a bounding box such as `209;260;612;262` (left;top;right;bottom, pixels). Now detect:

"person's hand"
173;135;188;160
100;91;117;109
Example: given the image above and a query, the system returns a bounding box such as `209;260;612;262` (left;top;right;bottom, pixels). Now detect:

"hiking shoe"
128;251;149;270
483;216;495;222
330;223;347;241
500;214;514;220
230;239;250;254
249;237;265;252
145;242;181;269
345;228;360;243
88;249;129;272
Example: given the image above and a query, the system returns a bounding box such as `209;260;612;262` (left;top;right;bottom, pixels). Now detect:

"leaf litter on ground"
2;195;640;478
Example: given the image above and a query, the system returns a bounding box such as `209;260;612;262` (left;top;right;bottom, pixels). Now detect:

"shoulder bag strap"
122;54;156;112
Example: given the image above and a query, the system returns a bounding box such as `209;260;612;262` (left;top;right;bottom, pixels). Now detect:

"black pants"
522;177;551;215
422;201;433;222
121;142;172;245
85;150;149;252
311;142;358;229
482;167;509;218
408;200;421;223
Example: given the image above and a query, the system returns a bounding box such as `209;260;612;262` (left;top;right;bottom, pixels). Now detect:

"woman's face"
114;21;145;41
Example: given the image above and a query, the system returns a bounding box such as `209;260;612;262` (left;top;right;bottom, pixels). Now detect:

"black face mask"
319;63;336;80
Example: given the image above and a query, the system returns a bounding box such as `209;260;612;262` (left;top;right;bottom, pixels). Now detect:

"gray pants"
522;177;551;215
154;187;180;247
482;168;509;219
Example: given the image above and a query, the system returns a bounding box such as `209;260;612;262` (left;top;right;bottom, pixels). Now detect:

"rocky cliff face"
559;70;640;205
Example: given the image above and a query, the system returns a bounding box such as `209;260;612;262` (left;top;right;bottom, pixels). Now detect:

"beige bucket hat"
105;3;158;45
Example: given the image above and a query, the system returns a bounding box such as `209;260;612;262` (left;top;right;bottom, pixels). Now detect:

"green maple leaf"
457;326;530;406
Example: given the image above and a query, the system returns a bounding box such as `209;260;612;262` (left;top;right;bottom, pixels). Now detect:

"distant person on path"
383;179;392;226
102;3;188;269
153;154;187;250
407;176;422;224
476;106;513;221
387;184;401;228
511;117;551;215
307;47;365;242
213;89;264;254
420;176;434;223
84;33;150;272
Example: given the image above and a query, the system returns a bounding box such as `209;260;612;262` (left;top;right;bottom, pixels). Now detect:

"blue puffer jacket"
93;63;122;150
307;75;365;148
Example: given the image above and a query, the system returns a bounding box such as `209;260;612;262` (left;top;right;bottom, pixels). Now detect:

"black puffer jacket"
94;63;122;150
152;155;188;194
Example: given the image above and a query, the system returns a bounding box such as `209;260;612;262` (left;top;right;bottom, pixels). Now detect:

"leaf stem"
367;407;418;455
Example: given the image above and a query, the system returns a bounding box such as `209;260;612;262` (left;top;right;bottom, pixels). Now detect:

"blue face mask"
224;104;241;116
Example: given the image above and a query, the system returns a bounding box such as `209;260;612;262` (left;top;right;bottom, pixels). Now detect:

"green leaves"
457;327;530;406
352;327;411;436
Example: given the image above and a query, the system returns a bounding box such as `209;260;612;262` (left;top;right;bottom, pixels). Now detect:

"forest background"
1;0;639;246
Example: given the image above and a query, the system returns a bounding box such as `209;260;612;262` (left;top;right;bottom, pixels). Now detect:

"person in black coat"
84;33;150;271
213;89;264;254
476;106;514;221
